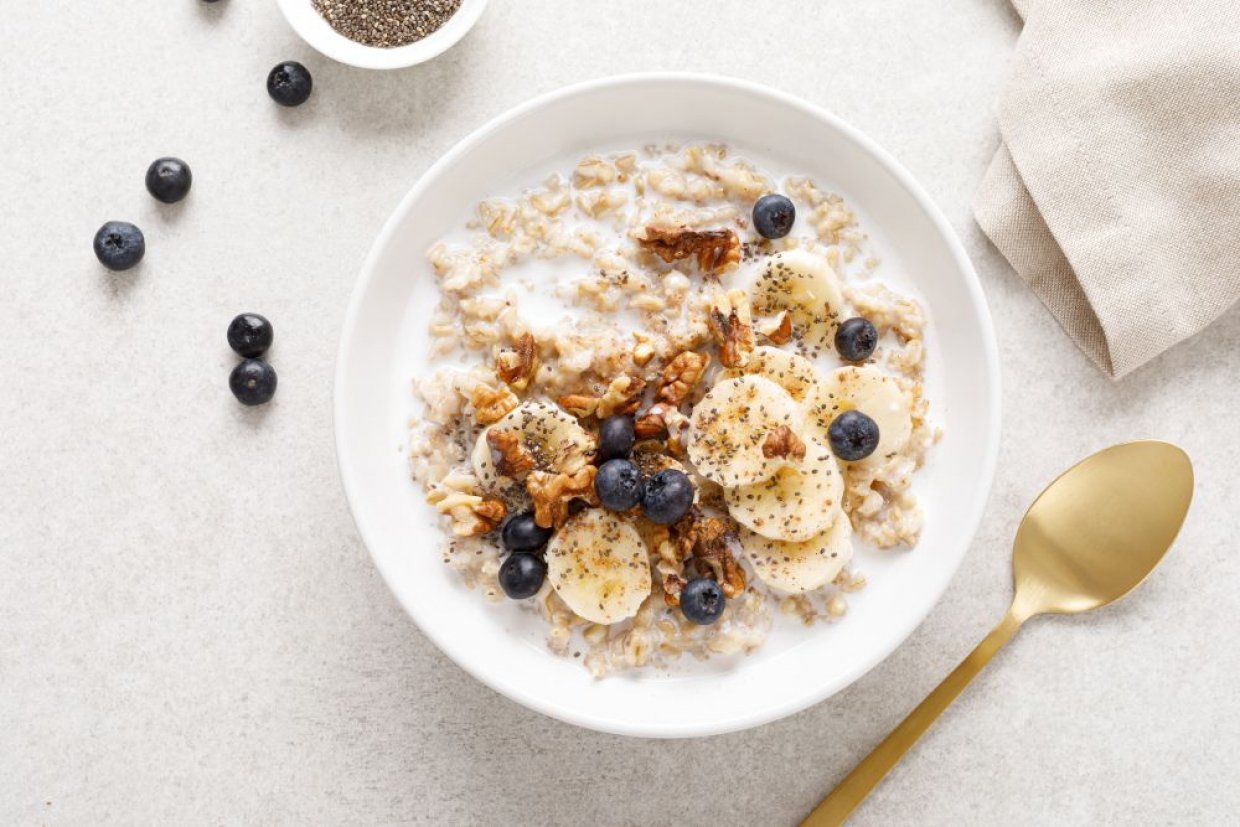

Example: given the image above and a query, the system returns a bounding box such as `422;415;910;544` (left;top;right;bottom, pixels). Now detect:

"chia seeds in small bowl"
275;0;487;69
312;0;462;49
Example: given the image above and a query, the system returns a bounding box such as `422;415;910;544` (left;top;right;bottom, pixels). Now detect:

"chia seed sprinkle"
312;0;463;49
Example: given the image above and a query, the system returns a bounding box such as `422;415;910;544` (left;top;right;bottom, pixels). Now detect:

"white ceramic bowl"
275;0;488;70
335;74;1000;738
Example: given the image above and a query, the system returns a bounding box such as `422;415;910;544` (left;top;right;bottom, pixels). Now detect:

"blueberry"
229;359;278;406
501;511;553;552
267;61;313;107
835;317;878;362
595;459;643;511
145;157;193;204
640;468;694;525
752;194;796;239
93;221;145;271
498;552;546;599
828;410;880;461
227;313;274;358
680;578;726;625
596;415;635;463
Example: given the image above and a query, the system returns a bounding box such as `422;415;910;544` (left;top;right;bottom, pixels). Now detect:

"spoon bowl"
1012;440;1194;618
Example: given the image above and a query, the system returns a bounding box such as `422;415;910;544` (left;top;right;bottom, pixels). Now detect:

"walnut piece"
671;508;747;598
526;466;599;529
707;289;755;368
557;393;599;419
487;428;536;479
634;402;691;456
759;311;793;345
596;373;647;418
762;424;807;461
656;351;710;405
496;333;539;392
470;499;507;535
471;381;519;425
638;226;741;273
429;489;508;537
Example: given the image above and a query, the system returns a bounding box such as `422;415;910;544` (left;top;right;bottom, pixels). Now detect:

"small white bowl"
275;0;488;70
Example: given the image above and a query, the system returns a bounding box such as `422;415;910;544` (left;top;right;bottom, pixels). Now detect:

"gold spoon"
802;440;1194;826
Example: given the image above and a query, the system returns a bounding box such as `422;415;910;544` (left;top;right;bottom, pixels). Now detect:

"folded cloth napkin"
974;0;1240;378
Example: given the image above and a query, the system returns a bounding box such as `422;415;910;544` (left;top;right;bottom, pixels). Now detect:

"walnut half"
634;402;691;456
671;508;747;598
495;333;539;392
526;466;599;529
707;289;755;368
597;373;647;418
471;381;519;425
429;490;508;537
487;428;536;479
638;226;741;274
656;351;710;405
762;424;806;462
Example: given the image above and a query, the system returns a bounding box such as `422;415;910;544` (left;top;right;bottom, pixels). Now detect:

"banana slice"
740;510;853;594
805;366;912;464
545;509;652;625
749;249;847;350
719;345;819;404
471;401;594;485
687;375;801;487
724;438;843;542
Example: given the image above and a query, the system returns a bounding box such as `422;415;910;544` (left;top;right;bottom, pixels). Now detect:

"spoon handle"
801;608;1026;826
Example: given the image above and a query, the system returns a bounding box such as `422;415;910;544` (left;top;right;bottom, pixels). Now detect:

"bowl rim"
334;72;1002;737
274;0;489;70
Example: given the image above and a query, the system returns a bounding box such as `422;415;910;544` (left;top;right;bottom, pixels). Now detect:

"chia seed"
312;0;463;49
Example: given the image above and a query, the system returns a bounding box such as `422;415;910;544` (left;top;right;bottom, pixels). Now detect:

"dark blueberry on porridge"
498;552;546;600
752;193;796;239
640;468;694;525
680;577;725;625
229;358;278;406
267;61;313;107
145;157;193;204
595;459;643;511
835;317;878;362
227;313;274;358
92;221;145;271
828;410;880;461
596;415;636;462
500;511;553;552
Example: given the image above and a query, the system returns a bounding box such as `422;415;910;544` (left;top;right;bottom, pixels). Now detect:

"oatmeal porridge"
408;143;937;677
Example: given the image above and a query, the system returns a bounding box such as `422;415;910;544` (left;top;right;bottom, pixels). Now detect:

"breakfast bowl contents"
407;144;936;677
336;74;998;736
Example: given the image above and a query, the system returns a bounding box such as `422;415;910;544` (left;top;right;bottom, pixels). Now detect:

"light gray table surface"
3;1;1238;824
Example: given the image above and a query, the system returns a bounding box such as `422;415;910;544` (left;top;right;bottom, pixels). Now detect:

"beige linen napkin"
974;0;1240;378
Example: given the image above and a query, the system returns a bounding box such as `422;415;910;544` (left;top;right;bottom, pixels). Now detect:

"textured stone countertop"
3;1;1238;824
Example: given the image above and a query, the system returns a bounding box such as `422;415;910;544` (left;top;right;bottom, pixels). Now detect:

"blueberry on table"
92;221;145;271
145;157;193;203
501;511;553;553
752;193;796;239
640;468;694;525
596;415;635;463
229;359;278;406
498;552;546;600
680;577;726;625
227;313;274;358
828;410;880;461
595;459;643;512
834;317;878;362
267;61;313;107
